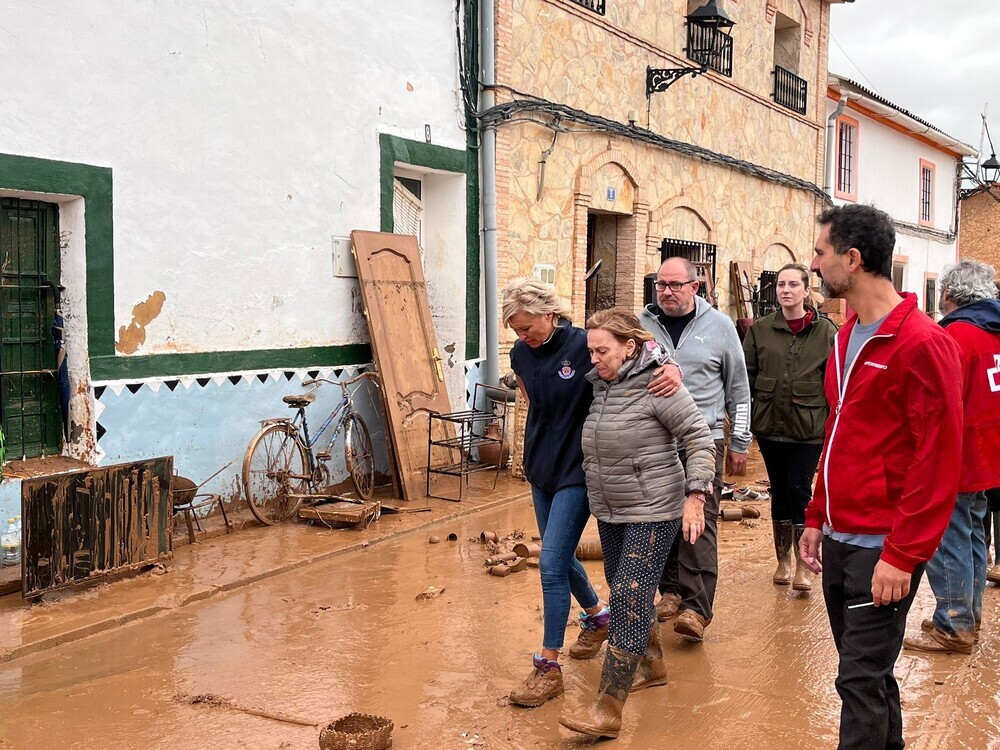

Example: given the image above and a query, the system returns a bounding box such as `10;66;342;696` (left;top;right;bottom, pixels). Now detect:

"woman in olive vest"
742;263;837;592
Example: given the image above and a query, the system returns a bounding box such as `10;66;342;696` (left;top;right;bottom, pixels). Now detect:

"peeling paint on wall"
116;291;167;354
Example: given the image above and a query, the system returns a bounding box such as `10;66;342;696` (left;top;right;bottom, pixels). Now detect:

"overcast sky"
828;0;1000;158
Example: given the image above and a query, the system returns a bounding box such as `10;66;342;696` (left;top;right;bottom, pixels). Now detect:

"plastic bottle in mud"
1;518;20;567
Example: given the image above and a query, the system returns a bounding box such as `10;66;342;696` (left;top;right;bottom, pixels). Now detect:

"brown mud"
1;457;999;749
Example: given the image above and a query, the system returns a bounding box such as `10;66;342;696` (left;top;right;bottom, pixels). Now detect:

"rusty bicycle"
241;371;378;524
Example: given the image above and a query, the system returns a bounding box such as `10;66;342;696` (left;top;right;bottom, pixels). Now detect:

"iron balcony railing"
773;65;808;115
686;23;733;77
568;0;605;14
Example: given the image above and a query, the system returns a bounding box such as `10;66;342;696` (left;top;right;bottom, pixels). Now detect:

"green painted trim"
378;134;481;360
0;154;115;362
89;345;372;381
0;154;376;380
465;155;481;360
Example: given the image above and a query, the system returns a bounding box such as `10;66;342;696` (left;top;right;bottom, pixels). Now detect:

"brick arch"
569;150;647;323
574;150;641;199
753;235;799;272
647;196;713;247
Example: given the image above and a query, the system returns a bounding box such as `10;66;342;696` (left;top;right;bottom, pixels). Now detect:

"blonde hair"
502;277;573;325
585;308;653;354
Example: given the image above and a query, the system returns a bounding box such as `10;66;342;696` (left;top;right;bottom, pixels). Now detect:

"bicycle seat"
282;393;315;408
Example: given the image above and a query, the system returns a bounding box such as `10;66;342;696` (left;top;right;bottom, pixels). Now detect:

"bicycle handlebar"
303;371;379;389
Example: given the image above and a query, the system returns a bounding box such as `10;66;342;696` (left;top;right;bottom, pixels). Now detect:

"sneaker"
655;593;682;622
904;627;974;655
509;655;564;707
568;607;610;659
673;609;710;641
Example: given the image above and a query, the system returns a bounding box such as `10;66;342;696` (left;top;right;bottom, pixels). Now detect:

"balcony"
568;0;605;14
686;23;733;77
773;65;808;115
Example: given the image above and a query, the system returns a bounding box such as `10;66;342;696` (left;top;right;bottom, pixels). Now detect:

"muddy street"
1;495;999;750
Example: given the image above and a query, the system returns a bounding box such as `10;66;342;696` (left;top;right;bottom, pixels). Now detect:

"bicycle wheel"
344;412;375;500
242;422;309;524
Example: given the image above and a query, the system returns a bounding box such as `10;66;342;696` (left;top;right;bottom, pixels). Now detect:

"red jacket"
941;298;1000;492
805;293;963;573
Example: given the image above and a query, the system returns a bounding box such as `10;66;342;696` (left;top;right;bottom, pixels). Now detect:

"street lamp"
687;0;735;31
981;153;1000;184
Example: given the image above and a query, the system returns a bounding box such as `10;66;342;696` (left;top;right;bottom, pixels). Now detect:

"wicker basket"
319;713;393;750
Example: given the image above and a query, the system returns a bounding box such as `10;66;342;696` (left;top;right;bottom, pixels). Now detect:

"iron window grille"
773;65;808;115
568;0;605;14
756;270;780;317
920;166;934;223
837;120;857;196
659;238;717;304
686;23;733;77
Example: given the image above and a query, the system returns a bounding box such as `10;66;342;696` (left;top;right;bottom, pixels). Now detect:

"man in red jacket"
799;204;963;750
902;259;1000;655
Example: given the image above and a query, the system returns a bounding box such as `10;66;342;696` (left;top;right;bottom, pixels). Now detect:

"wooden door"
351;231;453;502
1;198;62;459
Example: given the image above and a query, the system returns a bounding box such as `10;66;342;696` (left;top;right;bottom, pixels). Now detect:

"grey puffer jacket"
583;342;716;523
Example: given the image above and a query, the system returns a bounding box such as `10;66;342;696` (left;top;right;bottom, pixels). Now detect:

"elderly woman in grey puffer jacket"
560;309;716;740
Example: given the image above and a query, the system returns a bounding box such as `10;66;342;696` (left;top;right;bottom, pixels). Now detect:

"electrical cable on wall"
479;96;832;202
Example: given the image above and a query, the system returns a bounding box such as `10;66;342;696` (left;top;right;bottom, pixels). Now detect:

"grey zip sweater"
640;296;752;453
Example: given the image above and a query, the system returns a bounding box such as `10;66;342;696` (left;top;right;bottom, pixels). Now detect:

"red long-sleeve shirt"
805;293;963;573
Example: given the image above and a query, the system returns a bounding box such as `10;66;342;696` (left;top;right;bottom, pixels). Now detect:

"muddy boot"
655;592;682;621
772;520;794;585
509;655;564;708
559;645;638;738
568;606;610;659
792;525;813;592
631;623;668;692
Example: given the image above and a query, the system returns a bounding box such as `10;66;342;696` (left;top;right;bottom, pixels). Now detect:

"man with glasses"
639;256;752;641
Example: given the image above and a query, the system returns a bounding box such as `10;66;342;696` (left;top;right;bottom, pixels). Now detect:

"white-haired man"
904;259;1000;654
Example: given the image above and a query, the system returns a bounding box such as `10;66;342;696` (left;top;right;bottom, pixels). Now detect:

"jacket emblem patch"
988;354;1000;393
558;359;576;380
862;360;888;371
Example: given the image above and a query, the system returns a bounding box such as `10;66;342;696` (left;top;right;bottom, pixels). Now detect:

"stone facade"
494;0;835;361
959;188;1000;278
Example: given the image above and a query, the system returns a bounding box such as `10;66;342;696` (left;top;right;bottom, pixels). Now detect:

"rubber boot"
559;645;638;739
631;622;668;692
772;520;794;585
792;525;813;592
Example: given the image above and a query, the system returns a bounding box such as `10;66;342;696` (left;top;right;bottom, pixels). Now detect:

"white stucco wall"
825;97;961;314
826;100;960;231
0;1;467;358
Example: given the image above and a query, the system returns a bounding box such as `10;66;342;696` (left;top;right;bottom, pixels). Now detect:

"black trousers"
658;438;724;621
756;437;824;524
821;537;925;750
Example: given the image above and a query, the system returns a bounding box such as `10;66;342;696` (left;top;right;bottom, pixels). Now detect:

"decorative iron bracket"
646;65;707;97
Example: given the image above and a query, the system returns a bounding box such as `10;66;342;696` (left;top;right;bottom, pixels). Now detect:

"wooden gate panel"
21;457;173;598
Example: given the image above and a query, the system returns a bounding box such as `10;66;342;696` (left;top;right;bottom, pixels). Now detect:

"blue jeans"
531;484;600;651
925;491;988;635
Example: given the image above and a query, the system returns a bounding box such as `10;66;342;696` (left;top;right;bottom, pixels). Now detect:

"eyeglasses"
653;280;695;293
